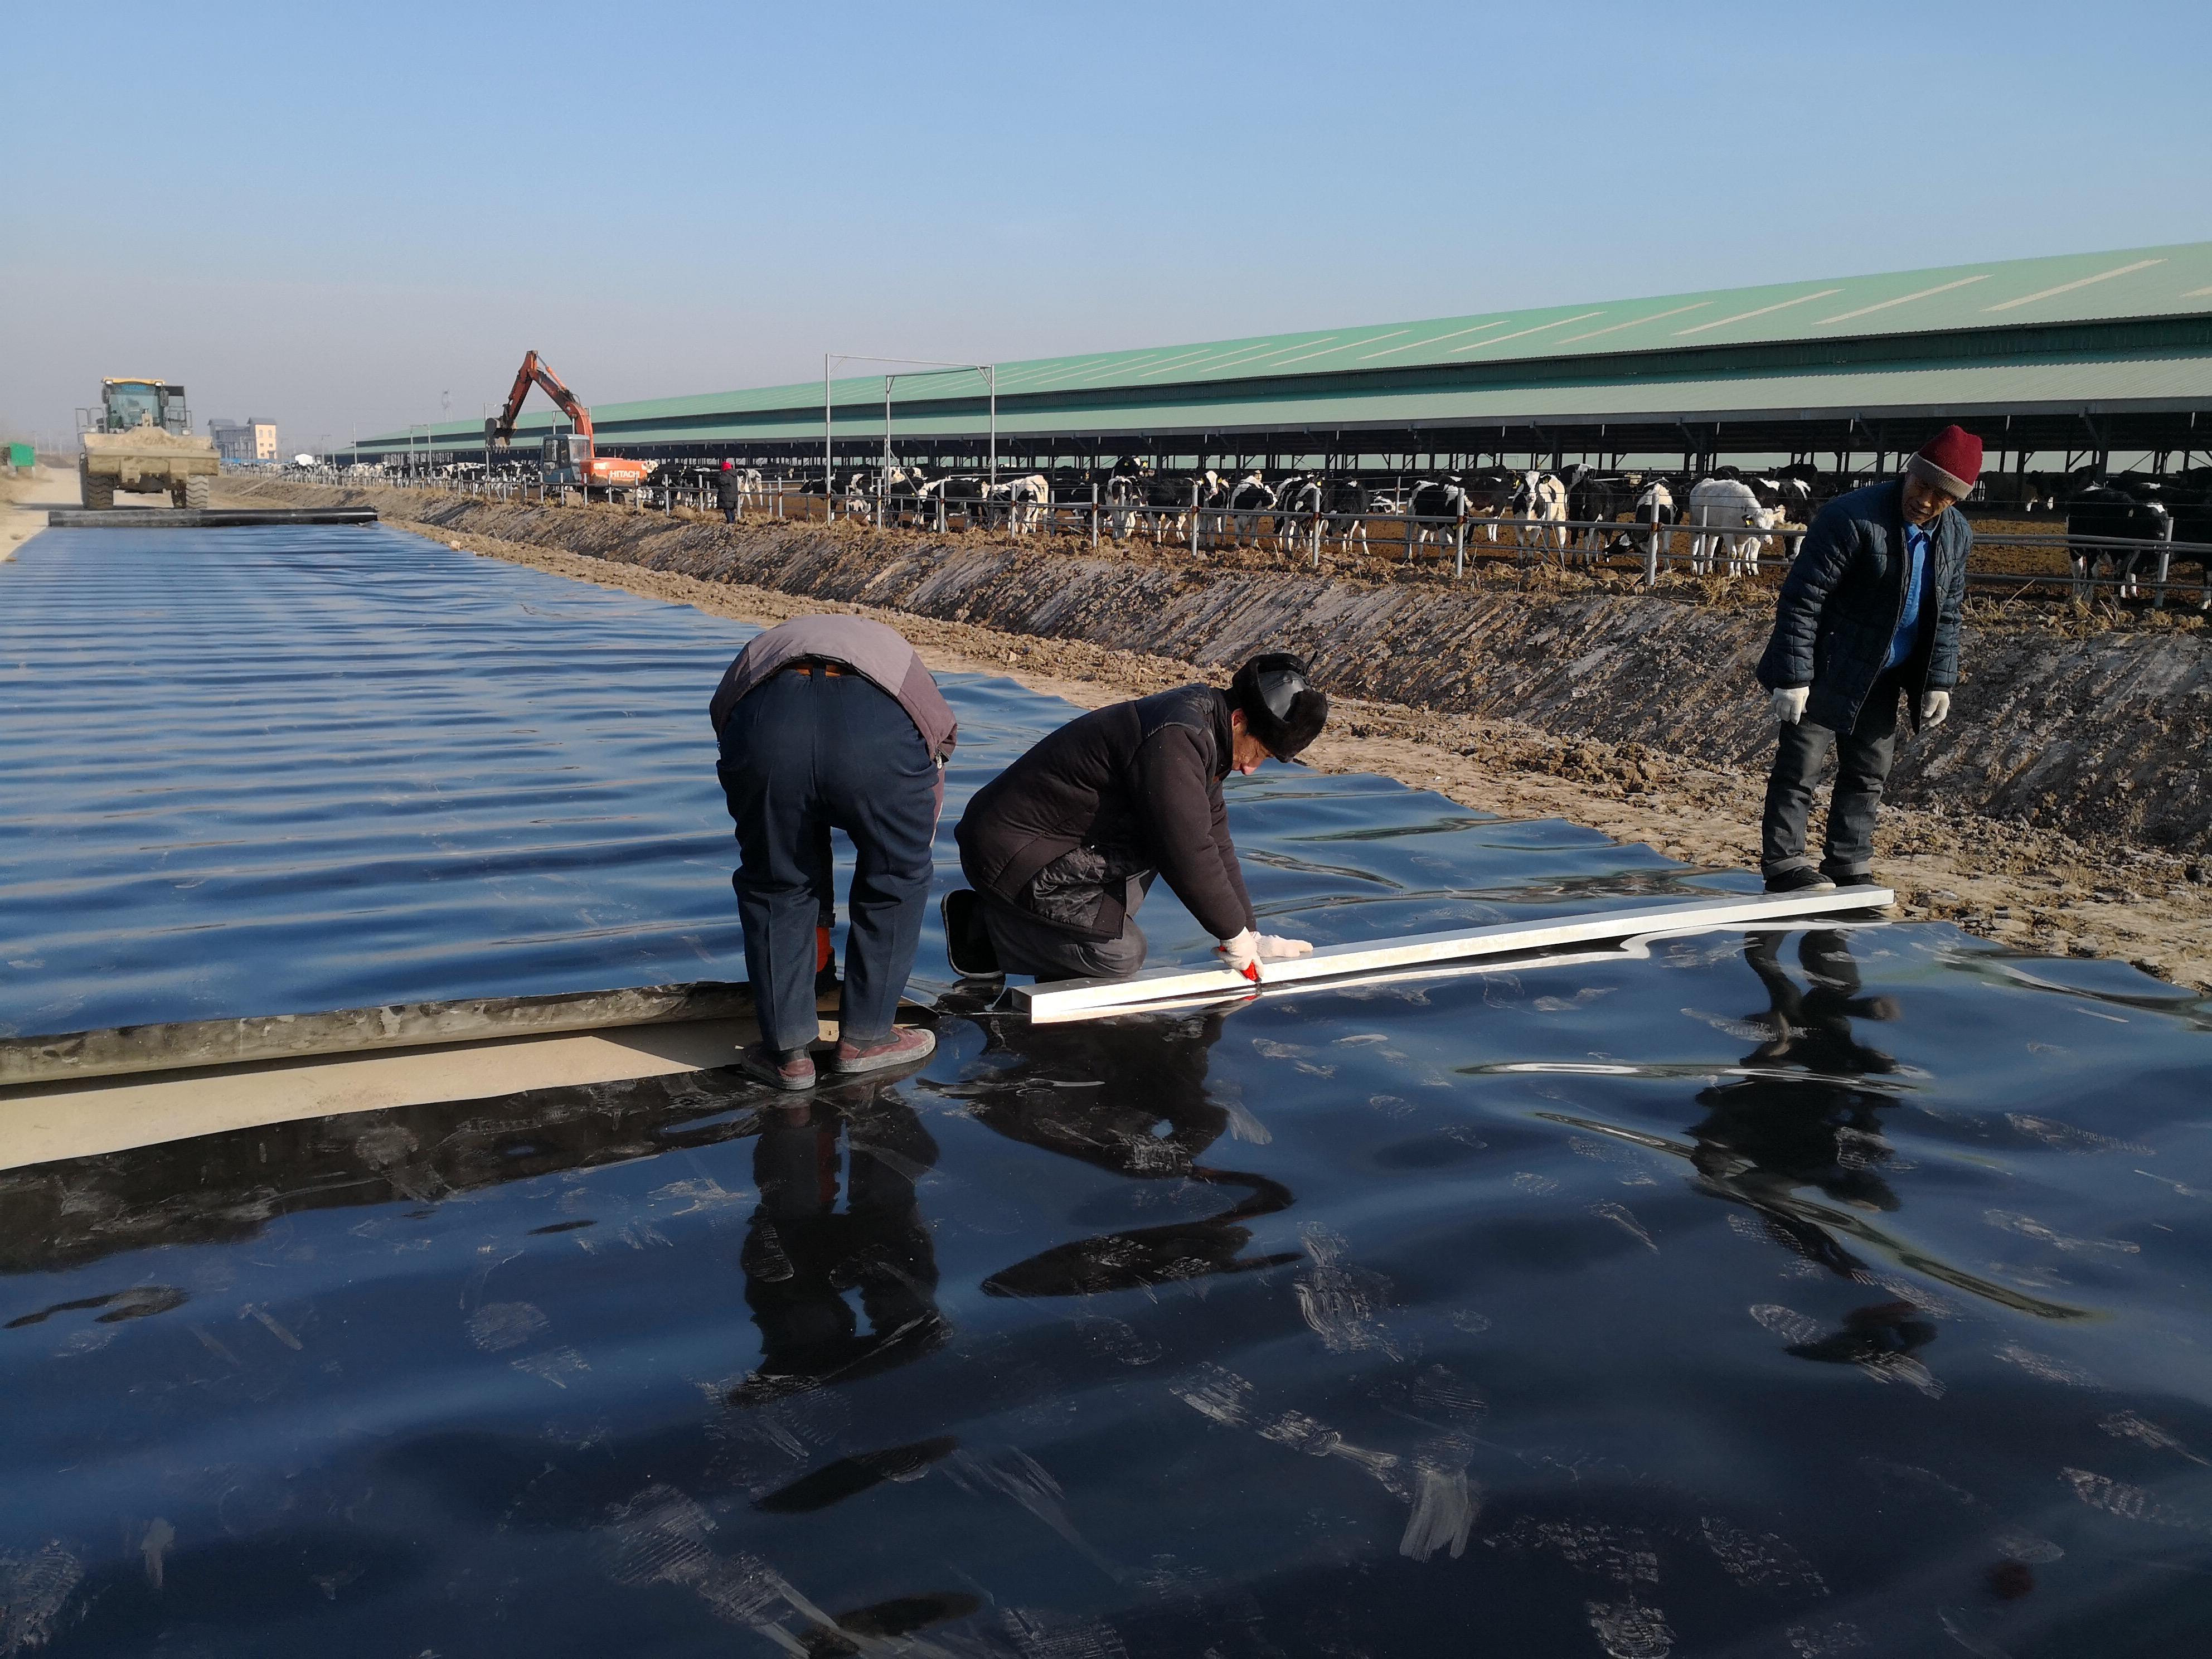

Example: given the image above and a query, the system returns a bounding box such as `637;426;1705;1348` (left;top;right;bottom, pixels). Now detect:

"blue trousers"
717;670;939;1052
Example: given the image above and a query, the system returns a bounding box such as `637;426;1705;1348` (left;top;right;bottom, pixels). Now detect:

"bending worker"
1755;425;1980;893
954;653;1328;982
710;615;957;1090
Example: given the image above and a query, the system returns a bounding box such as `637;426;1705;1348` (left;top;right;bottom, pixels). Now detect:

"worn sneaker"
737;1043;816;1092
831;1025;937;1075
1763;866;1838;895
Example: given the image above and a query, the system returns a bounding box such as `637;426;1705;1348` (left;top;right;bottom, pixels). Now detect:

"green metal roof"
362;242;2212;452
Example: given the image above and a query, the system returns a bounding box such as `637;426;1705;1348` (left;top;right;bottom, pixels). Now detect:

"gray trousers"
981;875;1153;982
1760;673;1903;882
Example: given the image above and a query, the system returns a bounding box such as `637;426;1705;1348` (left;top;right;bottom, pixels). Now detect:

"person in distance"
1754;425;1980;894
714;459;745;522
951;653;1327;983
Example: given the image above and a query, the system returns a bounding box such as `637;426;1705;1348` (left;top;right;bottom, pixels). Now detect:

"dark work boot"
738;1044;816;1092
1764;865;1838;895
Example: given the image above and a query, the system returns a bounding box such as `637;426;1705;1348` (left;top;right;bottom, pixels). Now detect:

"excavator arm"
486;350;595;454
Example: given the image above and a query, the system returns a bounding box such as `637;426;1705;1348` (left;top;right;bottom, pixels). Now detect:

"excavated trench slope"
244;483;2211;853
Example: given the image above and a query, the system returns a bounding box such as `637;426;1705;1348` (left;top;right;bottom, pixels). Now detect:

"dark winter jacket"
714;468;747;508
1757;479;1970;733
957;685;1258;942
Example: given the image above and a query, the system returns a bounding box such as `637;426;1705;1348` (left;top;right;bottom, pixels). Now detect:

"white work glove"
1217;929;1313;983
1919;690;1951;727
1769;686;1810;725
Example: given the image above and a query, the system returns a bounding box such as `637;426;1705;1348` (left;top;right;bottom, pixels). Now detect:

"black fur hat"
1230;653;1328;762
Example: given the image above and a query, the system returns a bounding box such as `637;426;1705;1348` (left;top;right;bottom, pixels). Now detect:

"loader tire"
80;466;115;511
185;476;211;510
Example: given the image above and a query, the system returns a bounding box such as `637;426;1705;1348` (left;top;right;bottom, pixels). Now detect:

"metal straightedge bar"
1012;886;1894;1025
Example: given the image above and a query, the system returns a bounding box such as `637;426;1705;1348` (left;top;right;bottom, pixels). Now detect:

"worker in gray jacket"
1754;425;1980;892
710;616;957;1090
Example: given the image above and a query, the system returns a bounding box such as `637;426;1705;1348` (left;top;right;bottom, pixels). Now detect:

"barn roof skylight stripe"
1816;275;1990;324
1984;259;2166;312
1003;355;1136;389
1358;321;1515;360
1449;312;1606;352
1553;303;1710;343
1268;330;1409;366
1675;290;1843;336
1058;345;1220;385
1135;338;1339;379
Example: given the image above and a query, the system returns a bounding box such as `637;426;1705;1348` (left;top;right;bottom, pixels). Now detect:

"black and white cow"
2165;477;2212;610
1686;477;1781;576
1273;473;1326;551
1322;477;1389;552
2065;483;2171;601
1565;472;1643;566
1405;477;1469;556
1516;470;1571;559
1461;469;1522;544
1103;472;1144;541
991;473;1052;535
1224;471;1277;548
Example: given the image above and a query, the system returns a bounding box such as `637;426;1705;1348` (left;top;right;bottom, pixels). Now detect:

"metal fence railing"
240;465;2212;609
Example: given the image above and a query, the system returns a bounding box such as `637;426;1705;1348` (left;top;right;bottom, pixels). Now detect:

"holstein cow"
1461;469;1521;543
991;473;1052;536
929;473;992;530
2165;477;2212;610
1103;473;1144;541
1517;470;1571;560
1143;472;1195;546
1323;477;1389;553
1274;474;1326;553
2064;482;2171;601
1405;477;1470;558
1565;472;1645;567
1225;471;1277;549
1686;477;1780;576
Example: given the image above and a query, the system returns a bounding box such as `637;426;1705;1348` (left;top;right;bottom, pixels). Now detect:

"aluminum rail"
1014;886;1894;1025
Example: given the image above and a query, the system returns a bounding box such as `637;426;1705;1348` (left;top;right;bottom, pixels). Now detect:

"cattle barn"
353;243;2212;496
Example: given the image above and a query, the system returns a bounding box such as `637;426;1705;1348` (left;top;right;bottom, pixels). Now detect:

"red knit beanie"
1908;425;1983;498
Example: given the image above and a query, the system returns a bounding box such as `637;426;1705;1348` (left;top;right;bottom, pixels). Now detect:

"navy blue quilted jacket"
1757;479;1970;733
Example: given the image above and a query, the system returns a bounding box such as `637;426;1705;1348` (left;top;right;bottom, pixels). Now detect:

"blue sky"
3;1;2207;451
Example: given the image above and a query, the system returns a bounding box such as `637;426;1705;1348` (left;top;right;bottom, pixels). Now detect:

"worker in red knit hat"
1753;424;1982;892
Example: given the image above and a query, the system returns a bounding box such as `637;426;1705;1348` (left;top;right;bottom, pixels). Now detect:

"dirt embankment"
216;478;2212;990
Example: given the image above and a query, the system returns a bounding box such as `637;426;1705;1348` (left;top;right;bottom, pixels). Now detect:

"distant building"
208;418;280;463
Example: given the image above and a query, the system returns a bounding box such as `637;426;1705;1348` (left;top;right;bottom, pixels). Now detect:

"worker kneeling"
710;617;958;1090
954;654;1328;982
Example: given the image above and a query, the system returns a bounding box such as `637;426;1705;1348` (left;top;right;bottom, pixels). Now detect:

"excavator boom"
491;350;594;444
482;349;648;492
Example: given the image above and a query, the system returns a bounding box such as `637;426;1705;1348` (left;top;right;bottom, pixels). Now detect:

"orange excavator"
484;350;652;496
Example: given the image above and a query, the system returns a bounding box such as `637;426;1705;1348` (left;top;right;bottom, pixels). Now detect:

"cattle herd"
761;459;1841;581
342;452;2212;607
